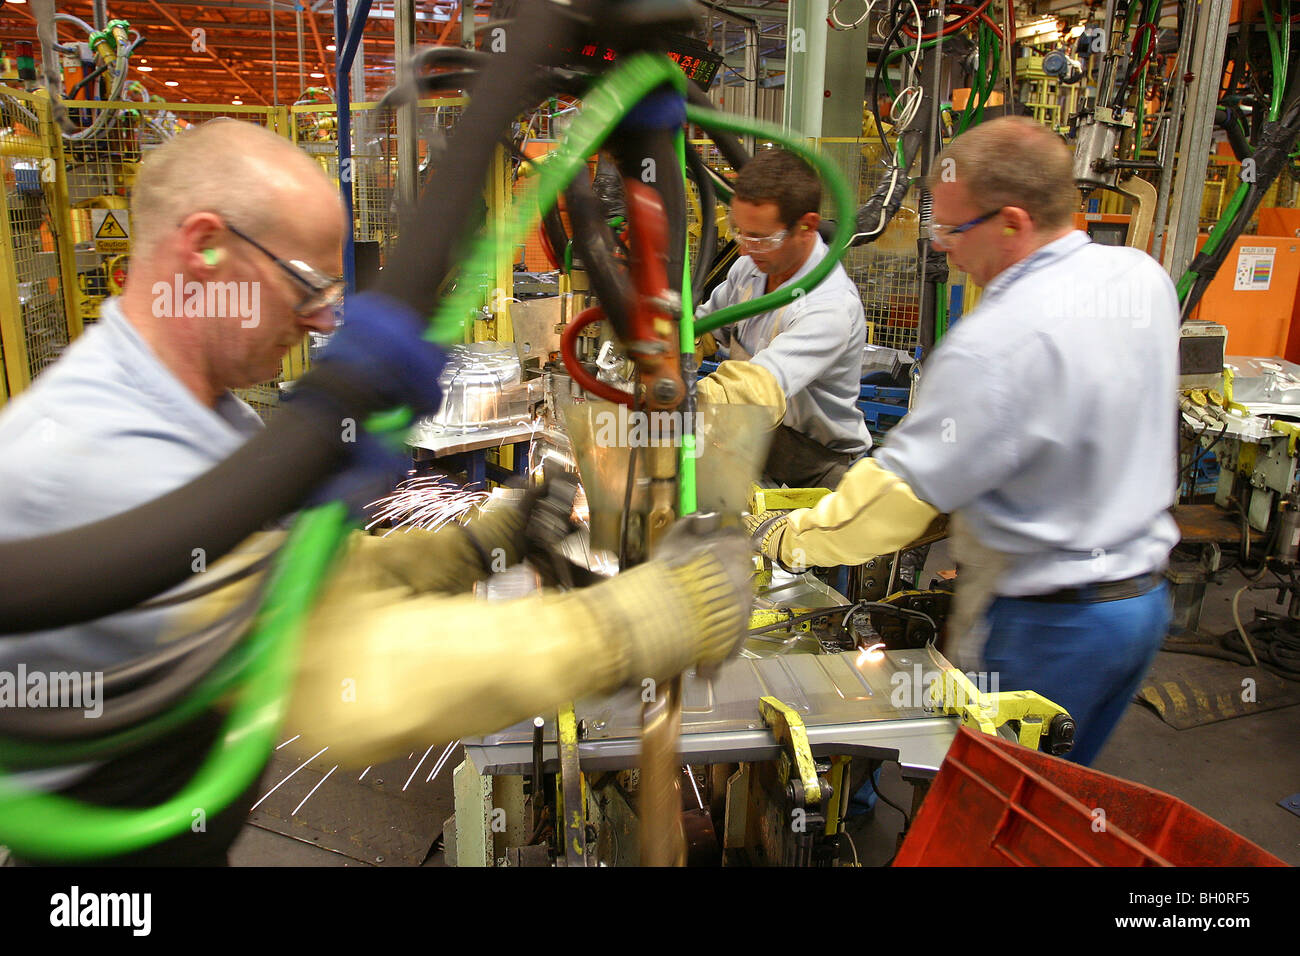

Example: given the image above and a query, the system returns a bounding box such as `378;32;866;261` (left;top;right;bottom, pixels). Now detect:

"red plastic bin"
894;726;1286;866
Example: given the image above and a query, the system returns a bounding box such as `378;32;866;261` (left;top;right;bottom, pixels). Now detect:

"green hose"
691;110;856;335
676;128;698;515
0;503;349;859
0;52;691;861
881;38;941;99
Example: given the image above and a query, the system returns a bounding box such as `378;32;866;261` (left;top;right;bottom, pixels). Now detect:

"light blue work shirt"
0;297;264;674
699;236;872;456
873;231;1180;595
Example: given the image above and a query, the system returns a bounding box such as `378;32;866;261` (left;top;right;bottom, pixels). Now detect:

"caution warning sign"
92;209;130;253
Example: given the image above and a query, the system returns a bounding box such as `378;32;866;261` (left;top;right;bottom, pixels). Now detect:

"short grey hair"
130;118;334;258
926;116;1077;231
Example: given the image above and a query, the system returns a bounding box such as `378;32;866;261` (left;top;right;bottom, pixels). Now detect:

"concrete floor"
231;566;1300;867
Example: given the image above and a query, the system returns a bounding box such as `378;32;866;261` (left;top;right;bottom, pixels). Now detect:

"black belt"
1019;570;1165;605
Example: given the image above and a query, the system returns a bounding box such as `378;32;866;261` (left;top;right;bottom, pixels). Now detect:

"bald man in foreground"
750;117;1179;765
0;121;763;865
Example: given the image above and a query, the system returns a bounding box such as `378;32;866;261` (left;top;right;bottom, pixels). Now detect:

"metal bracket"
556;702;587;866
758;696;821;806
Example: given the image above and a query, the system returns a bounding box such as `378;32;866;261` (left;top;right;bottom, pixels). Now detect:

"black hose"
67;63;108;101
564;170;636;337
0;362;392;634
412;46;490;72
0;578;265;739
377;0;595;316
1183;66;1300;318
134;551;277;610
871;1;915;160
608;126;687;298
1216;103;1254;162
413;70;482;96
684;140;717;307
684;83;751;171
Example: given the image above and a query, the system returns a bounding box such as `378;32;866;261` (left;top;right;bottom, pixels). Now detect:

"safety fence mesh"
0;88;76;392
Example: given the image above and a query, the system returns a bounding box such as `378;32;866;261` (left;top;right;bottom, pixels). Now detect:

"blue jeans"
981;583;1171;766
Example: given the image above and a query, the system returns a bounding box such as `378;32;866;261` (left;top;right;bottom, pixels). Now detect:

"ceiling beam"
140;0;270;105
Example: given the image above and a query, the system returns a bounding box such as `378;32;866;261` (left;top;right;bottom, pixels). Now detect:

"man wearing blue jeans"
749;117;1177;765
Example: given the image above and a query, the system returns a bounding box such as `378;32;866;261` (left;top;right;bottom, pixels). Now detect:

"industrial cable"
0;579;266;743
564;170;637;337
846;600;939;642
95;577;273;697
0;361;413;635
1179;3;1300;316
683;140;719;305
1231;579;1265;666
840;830;861;866
871;0;924;159
134;551;278;610
684;82;752;172
901;0;1000;40
0;50;856;860
377;0;596;318
689;107;858;334
746;604;855;636
863;761;910;824
830;0;877;31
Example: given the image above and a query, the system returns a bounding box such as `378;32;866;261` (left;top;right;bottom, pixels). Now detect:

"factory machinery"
0;0;1088;868
2;0;1294;867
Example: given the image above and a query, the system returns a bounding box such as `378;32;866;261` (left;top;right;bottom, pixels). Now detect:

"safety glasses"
926;207;1004;245
729;214;791;253
224;221;346;316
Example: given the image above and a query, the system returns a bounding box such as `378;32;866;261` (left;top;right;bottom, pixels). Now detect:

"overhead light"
137;65;153;72
165;80;179;87
232;99;243;105
326;43;336;51
311;72;325;78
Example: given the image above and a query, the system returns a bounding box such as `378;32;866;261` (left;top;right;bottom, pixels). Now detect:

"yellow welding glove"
696;360;786;429
694;332;719;363
343;490;530;597
744;510;796;571
761;458;941;570
285;525;754;766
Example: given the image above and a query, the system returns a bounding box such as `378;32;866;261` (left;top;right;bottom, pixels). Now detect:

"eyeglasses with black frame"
926;207;1005;245
223;221;345;316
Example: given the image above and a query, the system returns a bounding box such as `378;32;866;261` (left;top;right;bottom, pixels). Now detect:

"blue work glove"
286;292;446;519
303;431;412;521
312;290;449;419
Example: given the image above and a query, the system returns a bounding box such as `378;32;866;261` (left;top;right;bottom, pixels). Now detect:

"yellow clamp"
928;668;1072;750
758;696;821;805
750;484;831;516
748;607;812;632
1273;421;1300;457
1217;367;1251;416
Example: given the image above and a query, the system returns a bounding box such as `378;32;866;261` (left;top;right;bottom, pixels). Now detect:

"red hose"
560;305;635;406
902;1;1003;41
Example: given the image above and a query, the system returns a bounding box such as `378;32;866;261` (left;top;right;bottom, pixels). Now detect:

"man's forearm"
771;459;940;569
695;360;786;428
286;549;739;766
